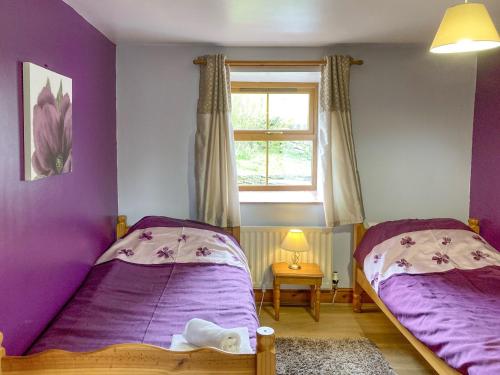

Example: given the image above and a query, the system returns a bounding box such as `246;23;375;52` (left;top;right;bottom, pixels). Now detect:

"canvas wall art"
23;62;72;181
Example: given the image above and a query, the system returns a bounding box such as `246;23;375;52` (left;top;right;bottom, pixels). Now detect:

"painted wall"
117;44;476;288
0;0;117;355
470;50;500;250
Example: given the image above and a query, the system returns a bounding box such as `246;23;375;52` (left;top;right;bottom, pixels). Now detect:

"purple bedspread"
28;260;258;354
127;216;239;245
379;266;500;375
354;218;471;264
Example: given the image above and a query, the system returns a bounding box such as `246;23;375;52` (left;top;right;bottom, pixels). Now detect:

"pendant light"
430;1;500;54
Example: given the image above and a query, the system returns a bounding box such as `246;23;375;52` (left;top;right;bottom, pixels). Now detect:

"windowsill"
239;190;323;204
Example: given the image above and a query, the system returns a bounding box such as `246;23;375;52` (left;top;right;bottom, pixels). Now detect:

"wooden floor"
259;303;436;375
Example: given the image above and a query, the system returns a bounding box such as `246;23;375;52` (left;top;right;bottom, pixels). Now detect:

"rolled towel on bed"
183;318;241;353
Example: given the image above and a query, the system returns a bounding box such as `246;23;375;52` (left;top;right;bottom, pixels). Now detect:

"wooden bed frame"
352;218;480;375
0;216;275;375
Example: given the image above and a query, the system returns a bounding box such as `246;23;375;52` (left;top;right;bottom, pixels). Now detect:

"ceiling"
63;0;500;46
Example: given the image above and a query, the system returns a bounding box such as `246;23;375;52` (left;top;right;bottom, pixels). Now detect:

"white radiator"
240;227;333;290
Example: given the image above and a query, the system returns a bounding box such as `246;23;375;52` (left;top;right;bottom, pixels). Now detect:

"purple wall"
0;0;117;355
470;50;500;250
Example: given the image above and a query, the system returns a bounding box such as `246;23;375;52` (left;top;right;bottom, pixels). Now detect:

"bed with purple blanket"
353;218;500;375
27;217;258;355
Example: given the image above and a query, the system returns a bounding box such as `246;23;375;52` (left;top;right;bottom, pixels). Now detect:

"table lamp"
281;229;309;270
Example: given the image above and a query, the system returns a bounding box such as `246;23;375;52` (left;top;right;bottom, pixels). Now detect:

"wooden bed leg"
353;279;363;313
352;224;366;313
0;332;5;375
256;327;276;375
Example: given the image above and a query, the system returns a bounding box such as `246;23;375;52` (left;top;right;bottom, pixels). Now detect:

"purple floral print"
432;252;450;265
157;247;174;258
373;254;382;264
177;234;188;243
471;250;489;261
370;272;379;287
139;231;153;240
400;236;416;248
396;258;412;269
213;234;227;244
118;249;134;257
472;235;486;244
441;237;452;246
196;247;212;257
31;80;72;177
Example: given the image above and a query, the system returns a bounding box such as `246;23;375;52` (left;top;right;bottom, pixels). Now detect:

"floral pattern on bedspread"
364;229;500;293
96;227;249;273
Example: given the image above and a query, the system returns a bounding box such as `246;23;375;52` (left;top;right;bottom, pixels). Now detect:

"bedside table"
271;262;324;322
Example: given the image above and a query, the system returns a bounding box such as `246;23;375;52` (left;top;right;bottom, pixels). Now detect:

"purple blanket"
28;260;258;354
379;266;500;375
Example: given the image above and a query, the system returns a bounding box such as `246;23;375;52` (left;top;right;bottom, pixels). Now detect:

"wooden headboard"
116;215;241;244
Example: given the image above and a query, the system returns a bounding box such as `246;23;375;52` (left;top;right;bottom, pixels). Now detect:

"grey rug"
276;337;397;375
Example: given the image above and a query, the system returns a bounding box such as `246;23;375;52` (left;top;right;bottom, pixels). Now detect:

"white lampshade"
430;2;500;54
281;229;309;253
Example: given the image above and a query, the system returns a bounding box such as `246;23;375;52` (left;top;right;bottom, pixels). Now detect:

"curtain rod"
192;58;364;67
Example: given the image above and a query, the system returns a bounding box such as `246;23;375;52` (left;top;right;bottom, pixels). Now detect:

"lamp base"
289;251;302;270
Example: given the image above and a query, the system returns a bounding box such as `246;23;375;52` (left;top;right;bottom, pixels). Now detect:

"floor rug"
276;336;396;375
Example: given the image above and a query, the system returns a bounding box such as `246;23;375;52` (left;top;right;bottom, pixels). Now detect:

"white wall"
117;44;476;287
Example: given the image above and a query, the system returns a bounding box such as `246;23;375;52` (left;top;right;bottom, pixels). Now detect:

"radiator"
240;227;333;290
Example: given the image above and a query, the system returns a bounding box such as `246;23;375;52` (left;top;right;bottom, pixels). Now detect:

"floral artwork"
177;235;188;243
432;252;450;265
396;258;412;270
213;233;227;244
157;247;174;258
196;247;212;257
118;249;134;257
23;63;72;181
139;231;153;240
471;250;489;261
472;235;487;244
441;237;452;246
400;236;416;248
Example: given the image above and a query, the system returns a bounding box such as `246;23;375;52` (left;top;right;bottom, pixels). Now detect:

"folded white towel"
182;318;242;353
170;328;253;354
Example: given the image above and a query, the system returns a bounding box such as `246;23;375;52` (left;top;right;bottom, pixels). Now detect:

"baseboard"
254;288;373;304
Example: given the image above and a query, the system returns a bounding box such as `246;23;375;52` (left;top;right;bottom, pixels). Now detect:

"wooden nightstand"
271;262;324;322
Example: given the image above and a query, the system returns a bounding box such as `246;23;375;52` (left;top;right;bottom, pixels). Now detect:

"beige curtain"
195;54;241;227
319;55;364;227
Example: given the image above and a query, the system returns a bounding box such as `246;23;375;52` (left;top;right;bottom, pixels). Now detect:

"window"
231;82;317;191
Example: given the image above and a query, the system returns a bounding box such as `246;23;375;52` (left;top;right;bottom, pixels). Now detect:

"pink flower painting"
23;63;72;181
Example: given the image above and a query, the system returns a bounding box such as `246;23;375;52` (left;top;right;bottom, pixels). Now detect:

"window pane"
235;141;266;185
268;141;312;185
269;94;309;131
231;93;266;130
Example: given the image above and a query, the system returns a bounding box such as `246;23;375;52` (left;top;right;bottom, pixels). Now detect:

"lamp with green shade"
280;229;310;270
430;1;500;54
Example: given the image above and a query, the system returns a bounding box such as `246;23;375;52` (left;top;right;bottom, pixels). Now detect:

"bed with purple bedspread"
28;217;258;354
355;219;500;375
